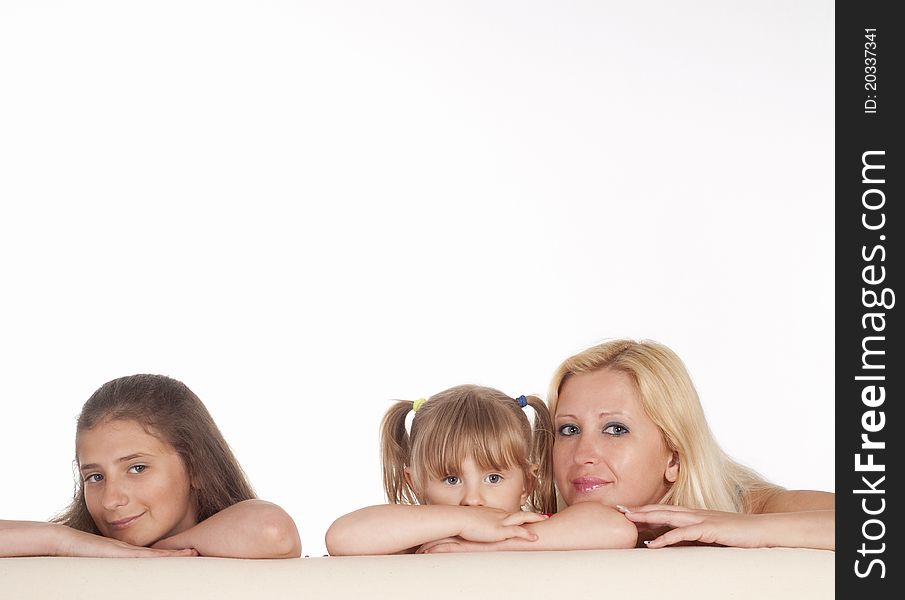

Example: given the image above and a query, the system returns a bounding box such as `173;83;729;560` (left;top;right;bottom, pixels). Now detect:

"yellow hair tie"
412;397;426;412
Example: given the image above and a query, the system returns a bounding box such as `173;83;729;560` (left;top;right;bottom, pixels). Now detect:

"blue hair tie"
516;395;528;408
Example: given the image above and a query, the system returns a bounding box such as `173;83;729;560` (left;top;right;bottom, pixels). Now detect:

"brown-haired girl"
325;384;636;555
0;374;301;558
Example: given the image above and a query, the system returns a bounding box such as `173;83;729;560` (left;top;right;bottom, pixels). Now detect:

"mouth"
108;512;145;530
571;477;610;494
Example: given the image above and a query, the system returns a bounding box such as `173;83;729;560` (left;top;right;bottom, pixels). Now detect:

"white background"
0;1;833;557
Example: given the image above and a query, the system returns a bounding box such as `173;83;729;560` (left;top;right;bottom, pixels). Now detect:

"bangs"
410;394;530;482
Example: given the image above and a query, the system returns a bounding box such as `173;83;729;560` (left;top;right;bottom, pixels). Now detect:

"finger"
145;549;187;558
644;525;711;548
508;525;539;542
153;546;197;557
502;512;548;526
424;543;456;554
630;504;692;514
623;510;702;527
417;540;442;554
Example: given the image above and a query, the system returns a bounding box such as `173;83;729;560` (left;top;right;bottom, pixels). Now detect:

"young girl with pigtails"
325;384;637;555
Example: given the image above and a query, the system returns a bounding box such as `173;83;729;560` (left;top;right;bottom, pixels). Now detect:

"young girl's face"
77;418;197;547
414;455;529;513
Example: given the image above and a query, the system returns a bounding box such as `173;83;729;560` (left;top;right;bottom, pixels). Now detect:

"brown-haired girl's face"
552;369;678;508
77;419;197;547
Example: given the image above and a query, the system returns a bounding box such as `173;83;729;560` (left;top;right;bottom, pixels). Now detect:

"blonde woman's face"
78;419;197;547
552;368;678;508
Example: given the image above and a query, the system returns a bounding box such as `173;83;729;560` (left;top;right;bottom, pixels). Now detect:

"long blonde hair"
548;340;778;513
380;384;556;514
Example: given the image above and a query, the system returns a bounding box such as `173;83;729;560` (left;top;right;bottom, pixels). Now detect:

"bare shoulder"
745;488;835;513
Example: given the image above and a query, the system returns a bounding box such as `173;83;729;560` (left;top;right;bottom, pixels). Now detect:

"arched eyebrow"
78;453;151;472
555;411;629;420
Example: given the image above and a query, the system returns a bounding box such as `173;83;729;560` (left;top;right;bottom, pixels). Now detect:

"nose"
573;433;600;465
459;481;484;507
101;476;129;511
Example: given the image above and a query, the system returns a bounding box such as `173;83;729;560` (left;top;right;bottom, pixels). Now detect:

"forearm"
754;490;835;550
153;500;301;558
0;521;67;557
508;503;637;551
326;505;472;555
431;504;637;552
760;510;835;551
1;520;195;558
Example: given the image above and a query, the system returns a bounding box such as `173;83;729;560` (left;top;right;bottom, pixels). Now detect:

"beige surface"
0;547;833;599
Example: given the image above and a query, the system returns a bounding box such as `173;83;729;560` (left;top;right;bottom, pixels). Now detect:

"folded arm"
417;502;638;553
325;504;547;556
151;500;301;558
622;490;836;551
0;520;196;558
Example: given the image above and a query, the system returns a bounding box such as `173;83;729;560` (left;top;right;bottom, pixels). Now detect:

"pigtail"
380;400;417;505
526;395;556;514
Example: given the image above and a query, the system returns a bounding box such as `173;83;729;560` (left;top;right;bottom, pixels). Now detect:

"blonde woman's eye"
128;465;148;474
444;476;461;486
84;473;103;483
603;422;629;436
558;424;580;437
485;474;503;484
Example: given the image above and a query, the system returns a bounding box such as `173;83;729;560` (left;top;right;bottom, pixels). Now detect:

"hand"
619;504;767;548
417;537;490;554
61;528;198;558
458;508;548;543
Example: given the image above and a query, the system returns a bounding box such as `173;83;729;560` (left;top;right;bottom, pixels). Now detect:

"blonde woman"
550;339;834;550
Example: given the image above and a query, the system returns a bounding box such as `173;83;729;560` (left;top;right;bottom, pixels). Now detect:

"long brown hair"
53;374;256;534
380;384;556;514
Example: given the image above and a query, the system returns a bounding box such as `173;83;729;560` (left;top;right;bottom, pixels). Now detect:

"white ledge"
0;547;834;599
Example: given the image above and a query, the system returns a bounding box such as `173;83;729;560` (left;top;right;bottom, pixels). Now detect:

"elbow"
594;504;638;548
568;502;638;549
324;519;354;556
255;502;302;558
615;516;639;549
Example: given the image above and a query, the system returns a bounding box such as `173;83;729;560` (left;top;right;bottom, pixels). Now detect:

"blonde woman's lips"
109;513;145;529
572;477;609;493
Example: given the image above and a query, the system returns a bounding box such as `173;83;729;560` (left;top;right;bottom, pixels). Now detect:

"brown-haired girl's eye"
444;476;460;486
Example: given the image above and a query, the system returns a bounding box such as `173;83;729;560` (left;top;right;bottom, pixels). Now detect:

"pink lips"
109;513;144;530
572;477;610;493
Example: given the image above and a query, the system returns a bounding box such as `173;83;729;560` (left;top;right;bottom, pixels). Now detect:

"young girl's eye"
84;473;103;483
603;422;629;436
128;464;148;474
558;424;580;437
484;473;503;484
443;476;461;486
